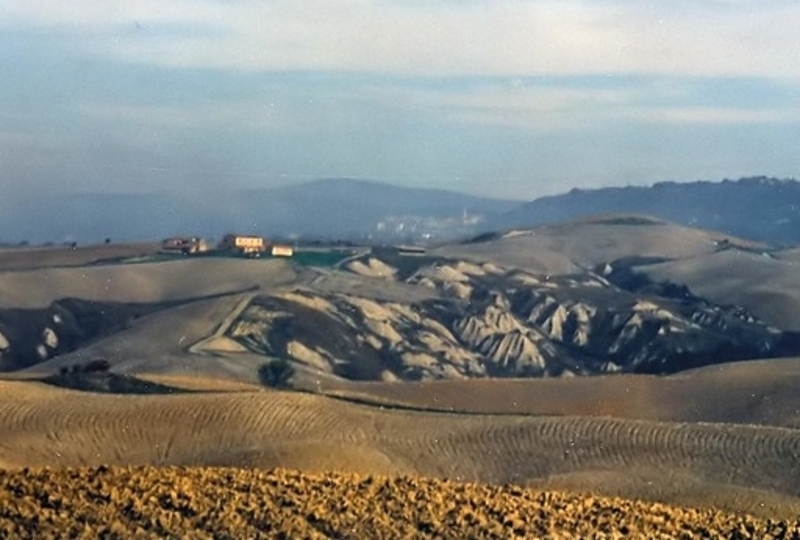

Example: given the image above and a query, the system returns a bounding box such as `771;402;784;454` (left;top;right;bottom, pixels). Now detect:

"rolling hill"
4;215;800;382
490;176;800;246
2;213;800;527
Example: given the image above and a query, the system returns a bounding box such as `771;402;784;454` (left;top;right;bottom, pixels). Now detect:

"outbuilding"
271;244;294;257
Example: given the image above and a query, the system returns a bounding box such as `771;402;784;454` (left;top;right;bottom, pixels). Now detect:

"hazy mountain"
8;175;800;247
2;178;519;245
489;176;800;246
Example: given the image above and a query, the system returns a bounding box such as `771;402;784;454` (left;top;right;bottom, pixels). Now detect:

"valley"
1;213;799;535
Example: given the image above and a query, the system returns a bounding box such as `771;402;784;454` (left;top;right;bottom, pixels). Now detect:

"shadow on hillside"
39;361;192;395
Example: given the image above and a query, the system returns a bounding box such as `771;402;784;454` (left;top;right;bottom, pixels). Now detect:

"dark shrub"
82;358;111;373
257;359;295;389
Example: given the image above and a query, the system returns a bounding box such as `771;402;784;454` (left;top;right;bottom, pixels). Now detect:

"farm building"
395;245;426;256
372;245;427;258
160;237;209;255
219;234;266;256
271;244;294;257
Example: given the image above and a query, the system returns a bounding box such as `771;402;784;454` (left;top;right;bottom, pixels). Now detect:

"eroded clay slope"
225;254;799;381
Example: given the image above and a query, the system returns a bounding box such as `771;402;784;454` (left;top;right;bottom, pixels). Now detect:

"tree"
257;359;295;389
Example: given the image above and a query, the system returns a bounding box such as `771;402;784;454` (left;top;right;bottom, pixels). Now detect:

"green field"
290;249;356;267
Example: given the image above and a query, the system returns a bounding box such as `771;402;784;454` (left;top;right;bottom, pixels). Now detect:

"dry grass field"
317;357;800;428
0;378;799;521
0;243;160;273
0;257;296;309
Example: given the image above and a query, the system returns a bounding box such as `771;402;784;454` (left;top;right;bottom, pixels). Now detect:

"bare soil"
1;466;797;539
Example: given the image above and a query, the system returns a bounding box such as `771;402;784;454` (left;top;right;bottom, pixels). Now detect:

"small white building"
271;244;294;257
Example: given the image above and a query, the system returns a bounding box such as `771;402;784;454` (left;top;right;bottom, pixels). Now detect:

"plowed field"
1;466;798;539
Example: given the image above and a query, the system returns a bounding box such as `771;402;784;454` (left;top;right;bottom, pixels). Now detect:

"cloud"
634;106;800;125
4;1;800;78
353;77;800;131
3;2;800;200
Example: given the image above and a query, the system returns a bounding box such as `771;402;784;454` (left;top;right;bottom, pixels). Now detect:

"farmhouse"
219;234;266;256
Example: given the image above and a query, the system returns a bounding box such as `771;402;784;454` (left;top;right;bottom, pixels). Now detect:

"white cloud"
356;81;800;131
634;106;800;125
70;76;800;137
0;0;222;28
4;0;800;78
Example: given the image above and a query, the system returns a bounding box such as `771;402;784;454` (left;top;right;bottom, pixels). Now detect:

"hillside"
491;176;800;246
5;216;800;383
221;256;796;381
2;216;800;526
0;380;799;519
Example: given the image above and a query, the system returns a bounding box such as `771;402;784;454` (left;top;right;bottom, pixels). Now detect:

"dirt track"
1;466;798;539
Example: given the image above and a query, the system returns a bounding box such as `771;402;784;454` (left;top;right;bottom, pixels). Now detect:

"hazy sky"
2;0;800;200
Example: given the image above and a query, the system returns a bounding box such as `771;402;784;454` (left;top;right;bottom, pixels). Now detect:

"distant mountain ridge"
0;178;519;245
489;176;800;246
4;175;800;247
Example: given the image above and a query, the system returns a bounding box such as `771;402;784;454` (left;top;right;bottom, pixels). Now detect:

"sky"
2;0;800;201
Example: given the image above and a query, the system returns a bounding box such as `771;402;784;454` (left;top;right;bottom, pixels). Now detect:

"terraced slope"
0;380;798;517
1;467;798;539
